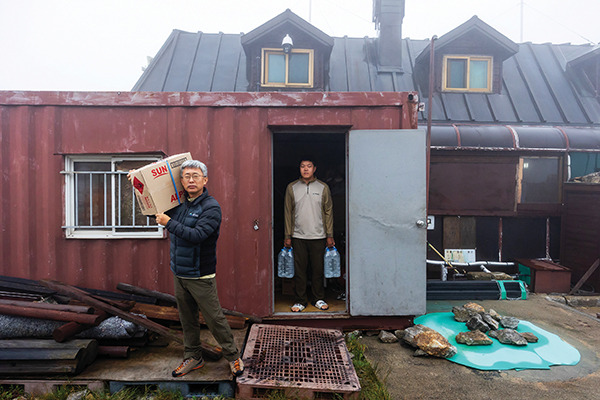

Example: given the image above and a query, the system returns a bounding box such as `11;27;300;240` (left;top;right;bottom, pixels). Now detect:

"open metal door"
348;129;427;316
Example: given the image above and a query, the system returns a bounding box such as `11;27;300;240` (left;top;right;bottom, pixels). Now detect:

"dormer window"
414;17;517;96
443;55;492;92
261;48;314;88
567;47;600;97
241;9;333;91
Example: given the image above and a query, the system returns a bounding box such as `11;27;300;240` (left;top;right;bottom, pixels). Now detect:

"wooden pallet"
109;380;234;398
236;385;359;400
0;379;104;396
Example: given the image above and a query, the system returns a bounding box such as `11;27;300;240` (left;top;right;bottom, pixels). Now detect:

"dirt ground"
361;294;600;400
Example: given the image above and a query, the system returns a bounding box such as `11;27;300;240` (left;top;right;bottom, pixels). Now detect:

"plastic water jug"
277;247;295;278
324;246;341;278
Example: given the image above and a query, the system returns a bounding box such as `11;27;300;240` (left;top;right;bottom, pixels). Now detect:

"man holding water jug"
284;156;334;312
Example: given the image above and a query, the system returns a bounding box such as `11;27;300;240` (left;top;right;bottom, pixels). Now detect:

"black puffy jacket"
165;189;221;278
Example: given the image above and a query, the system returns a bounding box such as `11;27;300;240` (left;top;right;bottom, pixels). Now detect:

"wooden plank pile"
0;339;98;375
0;275;254;376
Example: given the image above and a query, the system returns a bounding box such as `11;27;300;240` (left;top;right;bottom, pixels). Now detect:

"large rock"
572;171;600;183
466;314;490;333
463;302;485;314
482;313;499;330
378;330;399;343
488;309;502;321
452;306;479;322
466;271;494;280
488;330;500;339
413;349;428;357
394;330;405;340
520;332;539;343
496;329;527;346
403;324;457;358
456;331;493;345
491;272;514;280
500;316;520;329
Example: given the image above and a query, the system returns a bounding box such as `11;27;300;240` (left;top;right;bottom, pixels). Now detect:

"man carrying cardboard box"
133;159;244;378
130;152;192;215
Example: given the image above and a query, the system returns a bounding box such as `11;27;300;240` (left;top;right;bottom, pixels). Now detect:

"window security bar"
61;170;157;230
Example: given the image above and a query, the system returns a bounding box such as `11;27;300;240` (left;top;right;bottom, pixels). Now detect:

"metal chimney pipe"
374;0;405;68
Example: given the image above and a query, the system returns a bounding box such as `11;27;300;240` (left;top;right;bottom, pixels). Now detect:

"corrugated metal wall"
0;91;417;316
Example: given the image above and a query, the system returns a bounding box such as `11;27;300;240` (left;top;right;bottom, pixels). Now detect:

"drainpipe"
546;217;551;260
256;55;261;92
498;217;503;262
426;36;437;211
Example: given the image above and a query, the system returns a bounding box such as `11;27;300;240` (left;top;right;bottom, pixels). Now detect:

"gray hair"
180;160;208;177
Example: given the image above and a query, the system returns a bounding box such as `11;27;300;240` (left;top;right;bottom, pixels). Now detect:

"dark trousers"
174;276;240;361
292;238;326;306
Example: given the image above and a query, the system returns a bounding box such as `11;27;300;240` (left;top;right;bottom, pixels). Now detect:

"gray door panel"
348;129;427;316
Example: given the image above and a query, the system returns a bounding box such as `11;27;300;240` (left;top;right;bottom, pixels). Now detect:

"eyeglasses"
182;174;205;181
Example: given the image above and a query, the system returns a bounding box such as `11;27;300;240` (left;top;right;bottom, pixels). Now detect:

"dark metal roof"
136;30;249;92
132;20;600;128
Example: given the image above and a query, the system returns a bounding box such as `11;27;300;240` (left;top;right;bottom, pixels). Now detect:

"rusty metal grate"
237;324;360;399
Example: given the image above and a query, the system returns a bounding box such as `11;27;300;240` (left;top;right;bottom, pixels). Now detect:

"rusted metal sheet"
561;183;600;290
0;91;416;319
428;154;519;215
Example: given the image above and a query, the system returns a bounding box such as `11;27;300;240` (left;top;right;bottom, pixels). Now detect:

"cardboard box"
130;152;192;215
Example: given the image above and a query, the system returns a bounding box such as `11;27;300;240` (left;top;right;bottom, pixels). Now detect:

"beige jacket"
284;177;333;240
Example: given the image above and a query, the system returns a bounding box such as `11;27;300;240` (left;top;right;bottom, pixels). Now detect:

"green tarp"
414;312;580;370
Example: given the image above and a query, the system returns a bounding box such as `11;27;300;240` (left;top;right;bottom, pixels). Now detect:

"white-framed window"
261;48;314;88
443;55;493;92
63;154;164;239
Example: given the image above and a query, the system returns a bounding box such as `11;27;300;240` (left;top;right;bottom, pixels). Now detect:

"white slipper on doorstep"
291;303;305;312
314;300;329;310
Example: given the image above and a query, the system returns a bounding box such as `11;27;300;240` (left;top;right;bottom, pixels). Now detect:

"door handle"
415;219;427;228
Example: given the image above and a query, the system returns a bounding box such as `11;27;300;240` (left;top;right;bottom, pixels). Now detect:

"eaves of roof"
567;45;600;68
430;124;600;151
241;8;333;48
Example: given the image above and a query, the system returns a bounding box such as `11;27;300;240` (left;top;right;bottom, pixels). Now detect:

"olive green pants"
292;238;326;306
174;276;239;361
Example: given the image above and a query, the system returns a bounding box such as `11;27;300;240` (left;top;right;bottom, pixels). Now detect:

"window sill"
516;203;561;216
64;229;165;239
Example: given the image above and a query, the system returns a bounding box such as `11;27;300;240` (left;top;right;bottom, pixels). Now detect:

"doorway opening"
272;130;347;314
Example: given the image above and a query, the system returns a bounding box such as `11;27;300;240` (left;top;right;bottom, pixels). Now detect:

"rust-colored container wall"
561;183;600;290
429;154;519;215
0;91;418;317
